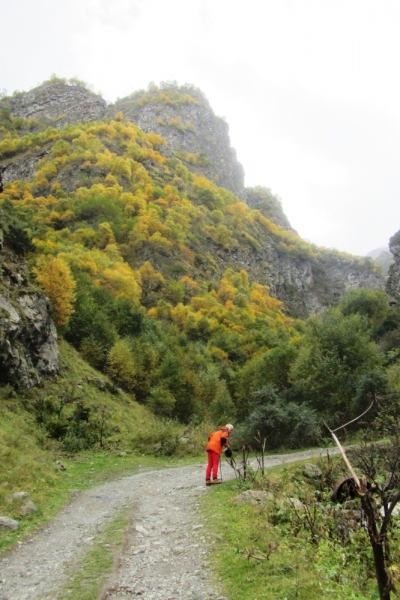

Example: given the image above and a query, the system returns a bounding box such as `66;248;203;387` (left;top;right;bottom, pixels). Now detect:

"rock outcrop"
113;85;246;198
210;239;385;317
1;152;48;184
2;82;107;128
387;231;400;301
0;248;60;388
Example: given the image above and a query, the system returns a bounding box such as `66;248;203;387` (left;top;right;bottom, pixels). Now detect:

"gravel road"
0;448;331;600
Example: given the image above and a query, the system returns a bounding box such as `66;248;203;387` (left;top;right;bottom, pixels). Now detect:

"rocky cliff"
0;246;60;388
387;231;400;301
207;239;384;317
2;81;107;128
113;84;245;198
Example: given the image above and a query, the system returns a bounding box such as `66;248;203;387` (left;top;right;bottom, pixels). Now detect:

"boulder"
19;501;38;516
10;491;29;502
233;490;273;506
285;497;306;511
303;463;322;479
0;516;19;530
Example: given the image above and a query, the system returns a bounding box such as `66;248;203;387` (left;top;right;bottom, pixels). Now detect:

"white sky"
2;0;400;256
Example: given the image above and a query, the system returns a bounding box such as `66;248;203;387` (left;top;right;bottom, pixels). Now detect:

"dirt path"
0;448;331;600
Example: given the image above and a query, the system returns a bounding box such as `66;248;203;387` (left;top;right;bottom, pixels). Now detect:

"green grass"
56;507;130;600
201;462;377;600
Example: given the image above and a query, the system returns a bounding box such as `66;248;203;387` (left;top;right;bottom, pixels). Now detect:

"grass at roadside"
201;462;376;600
56;506;130;600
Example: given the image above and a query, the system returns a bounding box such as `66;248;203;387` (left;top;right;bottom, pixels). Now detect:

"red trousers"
206;450;220;480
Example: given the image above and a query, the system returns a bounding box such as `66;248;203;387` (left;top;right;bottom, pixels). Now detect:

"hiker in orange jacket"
205;424;234;485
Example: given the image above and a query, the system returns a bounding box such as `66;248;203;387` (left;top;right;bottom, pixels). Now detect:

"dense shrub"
237;386;321;449
3;217;34;255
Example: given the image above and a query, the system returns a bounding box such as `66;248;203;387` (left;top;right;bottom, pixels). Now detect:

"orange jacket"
206;427;230;455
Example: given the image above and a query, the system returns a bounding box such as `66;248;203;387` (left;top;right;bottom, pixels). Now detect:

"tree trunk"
361;495;391;600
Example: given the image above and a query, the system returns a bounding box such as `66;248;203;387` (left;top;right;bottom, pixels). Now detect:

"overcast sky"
2;0;400;256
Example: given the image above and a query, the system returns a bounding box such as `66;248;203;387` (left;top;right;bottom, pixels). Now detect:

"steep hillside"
1;78;244;199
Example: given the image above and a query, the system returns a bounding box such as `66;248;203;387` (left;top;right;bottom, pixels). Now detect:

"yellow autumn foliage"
33;256;76;327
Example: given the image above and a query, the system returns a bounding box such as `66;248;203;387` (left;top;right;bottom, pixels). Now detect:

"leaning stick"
331;399;375;433
324;422;361;489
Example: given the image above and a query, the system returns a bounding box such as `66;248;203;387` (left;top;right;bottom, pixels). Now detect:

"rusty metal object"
332;476;377;502
332;476;358;503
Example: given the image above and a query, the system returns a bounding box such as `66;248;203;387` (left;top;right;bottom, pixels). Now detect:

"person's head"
224;424;234;433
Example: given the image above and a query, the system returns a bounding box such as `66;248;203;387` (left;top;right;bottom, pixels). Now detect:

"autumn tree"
33;256;76;327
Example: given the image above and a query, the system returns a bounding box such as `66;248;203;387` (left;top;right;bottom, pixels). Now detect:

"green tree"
146;384;176;417
106;339;136;391
6;219;34;255
209;381;236;425
291;308;383;422
338;288;389;335
234;342;299;419
238;385;320;449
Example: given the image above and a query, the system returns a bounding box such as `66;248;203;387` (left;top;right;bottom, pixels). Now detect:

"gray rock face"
1;154;45;183
211;239;385;317
3;82;107;128
387;230;400;301
0;292;60;388
113;86;245;199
